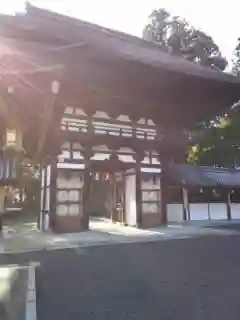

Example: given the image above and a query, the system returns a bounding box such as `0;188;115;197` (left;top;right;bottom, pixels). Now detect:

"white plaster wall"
209;203;227;220
189;203;209;220
230;204;240;219
167;204;183;222
167;202;239;222
125;175;137;226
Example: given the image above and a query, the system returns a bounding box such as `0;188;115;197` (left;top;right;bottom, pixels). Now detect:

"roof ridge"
23;4;240;85
25;3;168;53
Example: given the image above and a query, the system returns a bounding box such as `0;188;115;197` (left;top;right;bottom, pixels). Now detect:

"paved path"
1;235;240;319
2;217;240;253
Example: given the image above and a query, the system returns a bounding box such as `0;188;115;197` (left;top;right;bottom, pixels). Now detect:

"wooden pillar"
226;189;232;221
41;164;48;231
0;186;5;233
49;157;57;230
111;172;117;222
130;114;144;228
82;149;92;230
182;187;190;221
82;110;94;230
160;157;168;225
135;161;142;228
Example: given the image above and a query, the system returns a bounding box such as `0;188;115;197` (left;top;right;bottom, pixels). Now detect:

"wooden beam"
226;190;232;221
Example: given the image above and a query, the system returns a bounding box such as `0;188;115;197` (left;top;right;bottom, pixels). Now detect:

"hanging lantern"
0;128;23;184
5;128;23;150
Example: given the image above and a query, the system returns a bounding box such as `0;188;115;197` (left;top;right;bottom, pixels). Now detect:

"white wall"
188;203;228;221
230;204;240;219
167;204;183;222
209;203;227;220
167;202;240;222
125;175;137;226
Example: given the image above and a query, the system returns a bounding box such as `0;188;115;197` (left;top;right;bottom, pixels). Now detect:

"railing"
61;117;162;141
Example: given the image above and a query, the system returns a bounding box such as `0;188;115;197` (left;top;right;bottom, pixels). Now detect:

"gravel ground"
1;235;240;319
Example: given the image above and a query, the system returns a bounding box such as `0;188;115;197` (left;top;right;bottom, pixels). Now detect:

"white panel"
40;187;44;211
92;145;110;151
141;167;161;173
69;190;80;202
118;155;135;163
142;191;158;201
117;115;130;122
72;151;83;159
57;190;68;202
209;203;227;220
46;165;51;187
125;168;136;174
57;205;68;216
230;204;240;219
141;156;150;164
91;153;110;161
137;118;146;124
57;172;84;189
71;173;84;188
125;175;137;226
45;187;50;211
60;150;70;159
64;106;74;114
57;163;85;169
41;168;45;188
141;174;161;190
75;108;86;116
189;203;209;220
152;158;160;165
118;147;134;154
167;204;183;222
56;175;67;189
69;204;81;216
72;142;83;150
93;111;109;119
147;119;155;126
142;203;158;213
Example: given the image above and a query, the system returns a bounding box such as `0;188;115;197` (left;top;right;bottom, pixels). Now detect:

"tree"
187;110;240;167
232;38;240;76
187;39;240;167
143;8;227;70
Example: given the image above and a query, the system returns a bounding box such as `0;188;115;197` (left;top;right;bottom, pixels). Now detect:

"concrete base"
141;213;162;229
0;265;28;320
54;216;84;233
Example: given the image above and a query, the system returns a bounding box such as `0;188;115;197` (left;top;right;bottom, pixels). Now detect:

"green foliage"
188;107;240;167
143;8;227;70
232;38;240;76
187;39;240;167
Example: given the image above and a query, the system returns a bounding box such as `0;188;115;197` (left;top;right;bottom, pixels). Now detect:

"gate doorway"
89;171;125;225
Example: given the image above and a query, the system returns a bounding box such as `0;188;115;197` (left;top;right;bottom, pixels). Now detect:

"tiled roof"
166;164;240;187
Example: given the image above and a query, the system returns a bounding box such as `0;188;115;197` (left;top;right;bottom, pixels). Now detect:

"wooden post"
0;186;5;233
82;152;91;230
135;163;142;228
182;187;190;221
160;157;168;225
50;157;57;230
160;177;168;224
226;190;232;221
82;110;95;230
41;165;47;232
111;172;117;222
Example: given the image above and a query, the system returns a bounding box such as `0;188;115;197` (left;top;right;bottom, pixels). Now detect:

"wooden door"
111;172;125;223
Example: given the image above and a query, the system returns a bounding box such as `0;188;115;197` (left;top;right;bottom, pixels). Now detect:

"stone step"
0;265;28;320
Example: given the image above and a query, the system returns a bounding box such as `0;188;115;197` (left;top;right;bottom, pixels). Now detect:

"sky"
0;0;239;61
